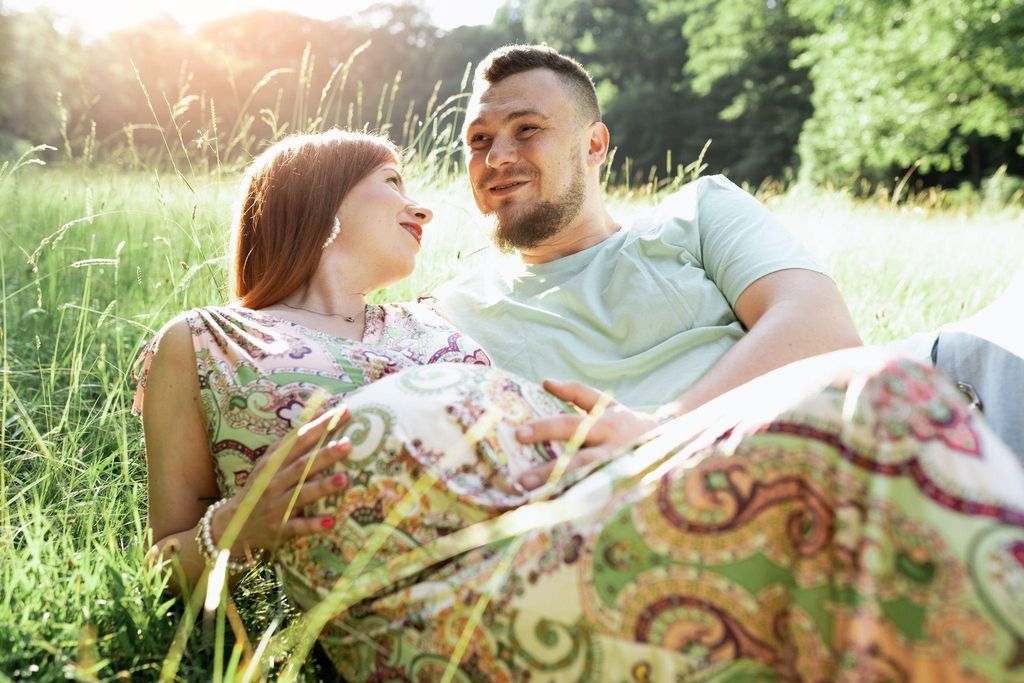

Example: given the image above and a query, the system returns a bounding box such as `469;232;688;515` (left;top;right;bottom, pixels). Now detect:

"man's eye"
519;125;539;134
468;135;490;147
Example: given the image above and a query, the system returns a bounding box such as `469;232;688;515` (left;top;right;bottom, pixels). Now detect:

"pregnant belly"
274;363;575;598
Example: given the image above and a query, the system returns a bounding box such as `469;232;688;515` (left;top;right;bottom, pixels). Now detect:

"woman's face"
329;161;433;286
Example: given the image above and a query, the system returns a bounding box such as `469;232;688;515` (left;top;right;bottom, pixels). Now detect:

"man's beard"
487;158;586;252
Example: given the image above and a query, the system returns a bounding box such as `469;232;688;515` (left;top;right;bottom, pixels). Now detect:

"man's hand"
515;379;659;490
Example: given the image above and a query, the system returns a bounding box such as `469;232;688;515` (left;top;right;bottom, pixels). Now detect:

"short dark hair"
475;45;601;123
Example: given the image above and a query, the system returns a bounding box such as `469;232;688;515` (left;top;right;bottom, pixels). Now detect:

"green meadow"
1;153;1022;680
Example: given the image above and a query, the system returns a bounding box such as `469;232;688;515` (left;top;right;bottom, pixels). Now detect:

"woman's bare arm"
141;316;356;594
142;316;220;593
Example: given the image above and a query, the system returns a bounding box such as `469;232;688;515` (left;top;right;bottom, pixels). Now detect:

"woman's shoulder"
141;305;241;351
144;309;206;361
132;304;261;414
132;311;201;416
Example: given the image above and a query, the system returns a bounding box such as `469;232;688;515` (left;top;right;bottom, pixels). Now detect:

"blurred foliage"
792;0;1024;186
0;0;1021;192
0;8;82;156
523;0;723;182
673;0;814;183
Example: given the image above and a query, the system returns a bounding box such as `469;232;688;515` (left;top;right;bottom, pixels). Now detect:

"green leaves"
792;0;1024;184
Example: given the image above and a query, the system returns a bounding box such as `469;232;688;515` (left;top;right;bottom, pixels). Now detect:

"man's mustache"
477;166;540;191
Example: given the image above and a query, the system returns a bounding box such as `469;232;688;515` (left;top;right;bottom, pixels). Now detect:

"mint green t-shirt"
434;175;826;411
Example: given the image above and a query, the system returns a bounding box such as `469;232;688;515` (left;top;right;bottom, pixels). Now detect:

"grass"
768;188;1024;343
2;156;1023;680
2;162;1022;680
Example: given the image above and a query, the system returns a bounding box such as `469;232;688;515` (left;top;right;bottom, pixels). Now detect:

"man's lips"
400;222;422;244
487;179;530;196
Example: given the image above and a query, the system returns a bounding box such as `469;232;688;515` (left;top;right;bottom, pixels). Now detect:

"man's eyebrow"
464;109;549;134
504;109;549;122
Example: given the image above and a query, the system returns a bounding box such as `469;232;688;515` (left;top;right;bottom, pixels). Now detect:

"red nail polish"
332;473;347;487
320;517;335;529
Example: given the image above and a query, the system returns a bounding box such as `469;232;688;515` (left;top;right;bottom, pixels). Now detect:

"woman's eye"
387;176;401;186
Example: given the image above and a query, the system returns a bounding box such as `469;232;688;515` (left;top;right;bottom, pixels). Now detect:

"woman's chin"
365;261;416;291
396;259;419;283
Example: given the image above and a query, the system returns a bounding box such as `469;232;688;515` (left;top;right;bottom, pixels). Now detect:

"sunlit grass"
767;188;1024;344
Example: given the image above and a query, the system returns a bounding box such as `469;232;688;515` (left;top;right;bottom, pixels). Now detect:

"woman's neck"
280;286;366;318
265;279;370;342
281;261;371;317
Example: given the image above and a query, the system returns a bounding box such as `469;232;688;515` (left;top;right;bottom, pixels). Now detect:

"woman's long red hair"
232;129;398;309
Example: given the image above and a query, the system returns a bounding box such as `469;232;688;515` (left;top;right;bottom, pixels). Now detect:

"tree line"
1;0;1021;191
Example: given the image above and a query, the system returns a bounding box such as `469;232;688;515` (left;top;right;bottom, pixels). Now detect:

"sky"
5;0;506;36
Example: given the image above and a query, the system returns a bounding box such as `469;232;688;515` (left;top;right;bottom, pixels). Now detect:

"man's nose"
485;136;517;168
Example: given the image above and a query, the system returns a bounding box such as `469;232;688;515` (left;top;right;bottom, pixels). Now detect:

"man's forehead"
466;70;572;125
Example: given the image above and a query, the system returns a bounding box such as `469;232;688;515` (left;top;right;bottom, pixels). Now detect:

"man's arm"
656;268;861;419
514;268;861;489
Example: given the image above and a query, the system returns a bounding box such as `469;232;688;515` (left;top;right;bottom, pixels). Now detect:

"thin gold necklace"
280;301;364;323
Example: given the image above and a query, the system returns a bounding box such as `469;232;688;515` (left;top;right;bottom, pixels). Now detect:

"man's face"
463;69;590;251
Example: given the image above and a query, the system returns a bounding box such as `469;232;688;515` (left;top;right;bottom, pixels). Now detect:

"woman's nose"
409;202;433;224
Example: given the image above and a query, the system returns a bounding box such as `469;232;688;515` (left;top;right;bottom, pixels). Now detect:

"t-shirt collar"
519;228;629;282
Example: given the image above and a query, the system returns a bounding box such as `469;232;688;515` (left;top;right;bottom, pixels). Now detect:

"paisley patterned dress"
135;306;1024;682
132;303;495;494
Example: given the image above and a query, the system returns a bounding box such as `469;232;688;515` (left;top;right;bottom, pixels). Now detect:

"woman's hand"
514;380;659;490
210;406;353;557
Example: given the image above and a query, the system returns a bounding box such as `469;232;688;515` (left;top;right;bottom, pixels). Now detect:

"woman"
136;130;1024;681
134;129;547;592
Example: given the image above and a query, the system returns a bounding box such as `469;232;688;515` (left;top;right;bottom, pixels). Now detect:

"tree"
791;0;1024;185
522;0;811;183
522;0;719;178
673;0;814;181
0;9;81;154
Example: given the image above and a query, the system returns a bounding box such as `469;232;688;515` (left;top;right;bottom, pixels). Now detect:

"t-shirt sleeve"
689;175;827;306
430;265;509;345
415;294;453;323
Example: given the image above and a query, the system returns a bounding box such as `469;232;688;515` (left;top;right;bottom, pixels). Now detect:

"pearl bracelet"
195;499;260;574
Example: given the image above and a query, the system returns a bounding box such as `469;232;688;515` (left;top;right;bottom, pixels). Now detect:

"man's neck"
519;205;620;265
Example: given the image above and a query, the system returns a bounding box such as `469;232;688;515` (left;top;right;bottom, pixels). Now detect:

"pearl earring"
322;216;341;250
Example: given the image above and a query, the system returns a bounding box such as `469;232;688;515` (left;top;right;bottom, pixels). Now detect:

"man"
434;45;862;487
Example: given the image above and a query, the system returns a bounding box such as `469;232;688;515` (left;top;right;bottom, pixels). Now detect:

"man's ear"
587;122;610;167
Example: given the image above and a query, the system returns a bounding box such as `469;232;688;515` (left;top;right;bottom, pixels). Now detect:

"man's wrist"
653;399;687;423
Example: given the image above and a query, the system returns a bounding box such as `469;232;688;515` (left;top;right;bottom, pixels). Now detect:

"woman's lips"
400;222;422;243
